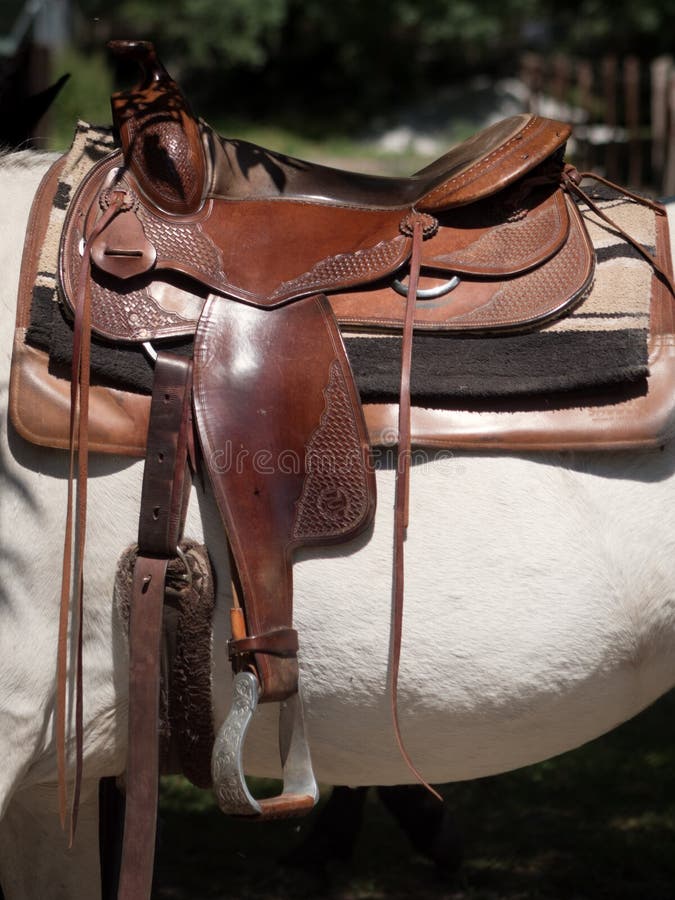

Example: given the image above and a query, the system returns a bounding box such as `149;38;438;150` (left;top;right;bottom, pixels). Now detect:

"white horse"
2;148;675;899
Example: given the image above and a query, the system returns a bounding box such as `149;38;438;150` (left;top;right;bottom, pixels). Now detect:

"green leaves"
77;0;675;74
68;0;675;128
85;0;290;68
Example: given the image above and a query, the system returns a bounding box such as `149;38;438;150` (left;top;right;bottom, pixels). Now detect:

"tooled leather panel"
439;197;593;330
89;280;193;342
111;55;207;217
425;188;569;276
60;153;414;341
59;157;214;341
124;118;203;214
196;200;414;306
269;235;410;304
193;294;375;700
136;206;225;276
139;197;410;308
292;360;373;542
65;255;208;343
330;196;592;332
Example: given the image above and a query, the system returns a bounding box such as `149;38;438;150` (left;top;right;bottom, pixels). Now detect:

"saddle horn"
108;40;208;215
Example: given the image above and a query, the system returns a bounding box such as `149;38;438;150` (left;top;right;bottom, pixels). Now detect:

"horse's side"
2;150;675;899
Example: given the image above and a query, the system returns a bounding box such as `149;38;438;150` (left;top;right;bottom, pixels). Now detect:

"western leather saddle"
11;38;675;900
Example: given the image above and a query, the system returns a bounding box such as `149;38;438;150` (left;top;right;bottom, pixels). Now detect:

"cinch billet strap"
117;352;193;900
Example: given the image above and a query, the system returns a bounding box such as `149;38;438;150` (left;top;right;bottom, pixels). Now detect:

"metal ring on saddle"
392;274;461;299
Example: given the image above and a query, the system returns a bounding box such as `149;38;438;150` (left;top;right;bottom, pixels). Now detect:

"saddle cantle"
9;37;675;900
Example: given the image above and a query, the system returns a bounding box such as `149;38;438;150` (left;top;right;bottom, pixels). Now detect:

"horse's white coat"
1;152;675;898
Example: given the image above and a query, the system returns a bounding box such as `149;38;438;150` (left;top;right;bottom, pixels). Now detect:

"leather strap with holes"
117;352;193;900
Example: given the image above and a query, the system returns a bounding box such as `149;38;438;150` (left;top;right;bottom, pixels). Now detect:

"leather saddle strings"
562;166;675;296
393;214;443;802
57;191;128;840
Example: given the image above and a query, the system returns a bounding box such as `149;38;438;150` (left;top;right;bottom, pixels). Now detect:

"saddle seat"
107;40;571;214
209;114;570;211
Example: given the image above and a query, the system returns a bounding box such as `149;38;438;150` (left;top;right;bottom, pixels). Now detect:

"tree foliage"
75;0;675;125
106;0;288;68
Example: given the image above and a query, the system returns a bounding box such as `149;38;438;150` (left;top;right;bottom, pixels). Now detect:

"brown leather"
192;293;376;700
9;158;675;457
57;191;134;839
118;353;193;900
16;289;674;457
391;216;441;801
57;133;583;343
10;341;150;455
89;201;157;279
12;153;78;833
59;153;413;337
117;556;167;900
228;628;299;659
365;210;675;451
331;193;594;332
563;166;675;297
415;115;571;211
209;113;570;211
8;151;153;457
52;45;575;346
248;793;318;819
108;40;207;217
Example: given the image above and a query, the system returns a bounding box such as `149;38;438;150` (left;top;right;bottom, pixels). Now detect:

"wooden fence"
520;53;675;196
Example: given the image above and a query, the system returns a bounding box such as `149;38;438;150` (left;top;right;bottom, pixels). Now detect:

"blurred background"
1;0;675;192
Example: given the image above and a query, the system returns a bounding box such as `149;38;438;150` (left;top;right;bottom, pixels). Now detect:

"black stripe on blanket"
27;287;648;401
343;331;648;401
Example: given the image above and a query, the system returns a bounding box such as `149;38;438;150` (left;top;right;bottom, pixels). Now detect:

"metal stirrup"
211;671;319;818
